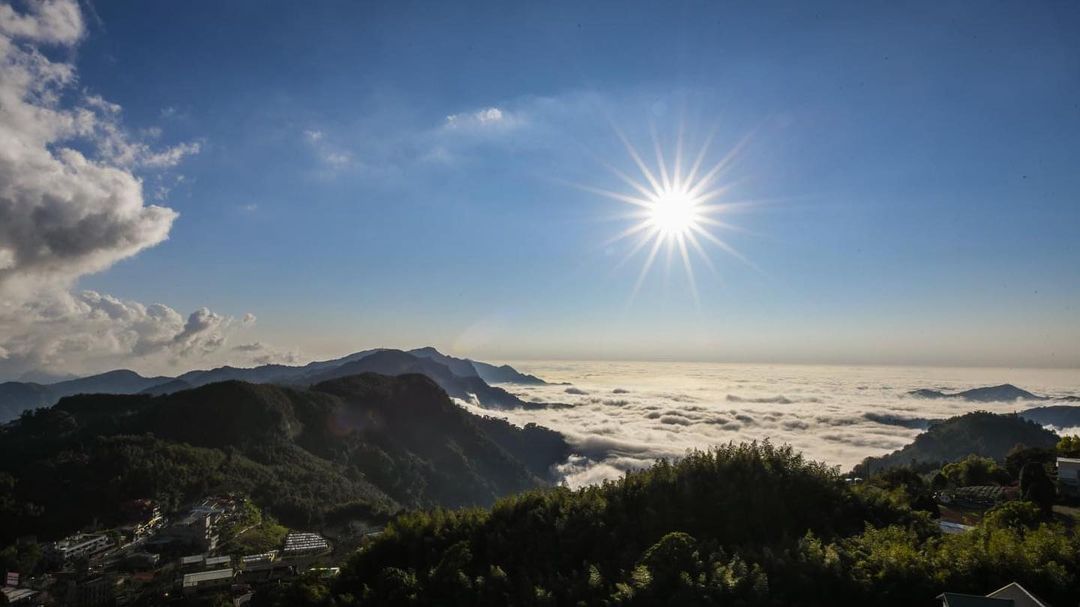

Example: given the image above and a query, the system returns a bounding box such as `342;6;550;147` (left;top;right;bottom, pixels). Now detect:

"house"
240;551;278;570
1;587;38;605
986;583;1052;607
937;593;1010;607
180;554;207;569
160;512;218;551
1057;457;1080;497
938;485;1016;510
282;532;330;557
119;498;163;539
938;582;1050;607
204;555;231;569
181;568;235;594
46;533;113;562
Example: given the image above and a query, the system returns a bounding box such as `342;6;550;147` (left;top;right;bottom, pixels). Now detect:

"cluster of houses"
178;532;332;596
2;496;334;606
932;456;1080;533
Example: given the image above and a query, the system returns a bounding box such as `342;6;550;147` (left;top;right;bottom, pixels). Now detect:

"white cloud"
0;0;82;44
0;290;243;377
444;106;511;129
0;0;205;292
0;0;268;379
456;361;1076;487
228;340;302;366
302;128;353;173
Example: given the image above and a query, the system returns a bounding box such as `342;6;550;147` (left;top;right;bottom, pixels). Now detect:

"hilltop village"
2;494;359;605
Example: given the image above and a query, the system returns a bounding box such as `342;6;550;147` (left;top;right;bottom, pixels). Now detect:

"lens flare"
581;126;754;302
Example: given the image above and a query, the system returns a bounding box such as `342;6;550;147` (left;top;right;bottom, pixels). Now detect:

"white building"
162;512;218;551
1057;457;1080;496
204;555;231;569
282;532;330;557
1;587;38;605
181;568;234;594
47;534;113;562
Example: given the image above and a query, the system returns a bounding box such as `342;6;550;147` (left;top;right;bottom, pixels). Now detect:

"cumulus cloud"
0;0;202;292
0;0;271;379
0;0;82;44
0;290;251;377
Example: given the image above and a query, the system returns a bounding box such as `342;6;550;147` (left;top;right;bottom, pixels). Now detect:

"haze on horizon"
1;0;1078;381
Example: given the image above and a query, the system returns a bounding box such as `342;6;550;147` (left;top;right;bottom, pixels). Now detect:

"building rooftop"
987;582;1050;607
180;554;205;566
182;568;234;588
1;587;38;603
53;533;109;548
242;551;277;564
205;556;231;566
283;532;329;554
1057;457;1080;464
938;520;974;535
937;592;1012;607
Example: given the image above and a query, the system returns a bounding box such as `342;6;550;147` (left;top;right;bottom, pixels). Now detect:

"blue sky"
47;1;1080;367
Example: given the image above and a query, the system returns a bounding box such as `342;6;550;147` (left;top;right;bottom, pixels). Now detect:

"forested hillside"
254;442;1080;607
0;373;569;544
859;411;1058;472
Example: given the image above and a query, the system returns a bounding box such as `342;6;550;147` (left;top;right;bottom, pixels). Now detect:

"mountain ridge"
0;372;570;543
0;347;543;423
909;383;1045;402
858;410;1059;472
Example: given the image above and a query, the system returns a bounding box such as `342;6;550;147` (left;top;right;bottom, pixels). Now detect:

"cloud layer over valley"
458;361;1080;487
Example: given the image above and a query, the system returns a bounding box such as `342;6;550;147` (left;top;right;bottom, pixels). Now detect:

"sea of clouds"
458;361;1080;487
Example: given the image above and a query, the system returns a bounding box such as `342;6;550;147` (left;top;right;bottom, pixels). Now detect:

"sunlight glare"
582;126;754;302
649;188;699;236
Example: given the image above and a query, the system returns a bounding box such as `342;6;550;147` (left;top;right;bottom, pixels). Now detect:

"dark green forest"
857;411;1059;473
0;374;569;544
255;442;1079;607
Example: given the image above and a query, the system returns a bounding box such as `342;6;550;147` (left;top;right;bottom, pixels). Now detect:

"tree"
942;455;1009;487
871;468;938;516
1057;435;1080;458
1005;445;1055;480
982;500;1042;531
1019;462;1055;516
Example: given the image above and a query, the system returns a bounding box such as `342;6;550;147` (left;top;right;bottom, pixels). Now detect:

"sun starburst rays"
588;128;753;302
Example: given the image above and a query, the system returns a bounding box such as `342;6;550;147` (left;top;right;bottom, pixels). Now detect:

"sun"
648;187;700;237
577;126;753;301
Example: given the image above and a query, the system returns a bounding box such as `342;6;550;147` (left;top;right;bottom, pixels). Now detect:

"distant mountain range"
1020;405;1080;429
859;410;1059;472
908;383;1080;403
0;347;546;423
0;372;569;543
